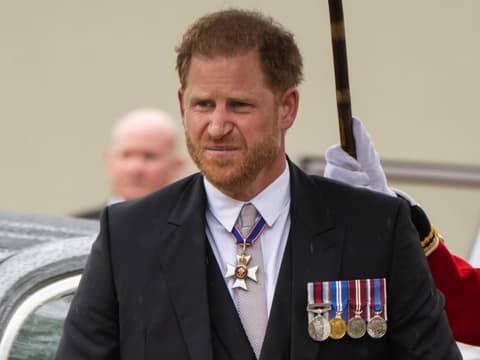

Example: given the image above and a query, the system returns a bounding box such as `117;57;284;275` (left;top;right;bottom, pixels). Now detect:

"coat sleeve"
387;201;461;359
428;241;480;346
56;207;120;359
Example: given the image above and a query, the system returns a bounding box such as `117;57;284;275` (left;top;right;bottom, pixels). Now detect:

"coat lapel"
157;175;214;360
260;238;292;360
288;163;345;359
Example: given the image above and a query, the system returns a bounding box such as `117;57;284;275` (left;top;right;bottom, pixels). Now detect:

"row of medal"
307;278;387;341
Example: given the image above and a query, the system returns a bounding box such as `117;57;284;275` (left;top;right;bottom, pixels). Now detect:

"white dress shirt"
204;163;291;316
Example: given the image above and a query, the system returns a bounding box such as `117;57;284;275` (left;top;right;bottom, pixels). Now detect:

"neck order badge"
225;209;267;290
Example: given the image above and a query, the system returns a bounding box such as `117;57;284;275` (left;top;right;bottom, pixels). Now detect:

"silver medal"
367;314;387;339
347;313;367;339
308;315;331;342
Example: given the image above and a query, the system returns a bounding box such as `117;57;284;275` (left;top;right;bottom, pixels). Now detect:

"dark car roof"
0;211;99;335
0;211;98;261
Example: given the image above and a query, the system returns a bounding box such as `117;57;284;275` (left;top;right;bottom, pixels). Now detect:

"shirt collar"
107;196;124;206
204;164;291;232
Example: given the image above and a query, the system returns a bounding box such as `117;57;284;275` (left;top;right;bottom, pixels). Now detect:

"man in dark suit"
56;9;460;359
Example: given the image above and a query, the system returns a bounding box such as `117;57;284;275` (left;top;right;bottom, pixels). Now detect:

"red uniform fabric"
428;241;480;346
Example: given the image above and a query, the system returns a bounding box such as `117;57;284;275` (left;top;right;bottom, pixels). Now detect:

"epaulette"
420;225;441;256
393;188;440;256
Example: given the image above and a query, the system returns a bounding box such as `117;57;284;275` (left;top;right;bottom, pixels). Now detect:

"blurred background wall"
1;0;479;258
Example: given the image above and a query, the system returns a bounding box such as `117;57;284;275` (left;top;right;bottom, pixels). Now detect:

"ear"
278;87;299;131
177;88;186;125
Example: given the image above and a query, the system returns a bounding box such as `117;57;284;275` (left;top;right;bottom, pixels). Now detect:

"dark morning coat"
56;161;461;359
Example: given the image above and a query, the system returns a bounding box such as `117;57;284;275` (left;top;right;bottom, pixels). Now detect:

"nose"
125;156;145;175
208;107;233;139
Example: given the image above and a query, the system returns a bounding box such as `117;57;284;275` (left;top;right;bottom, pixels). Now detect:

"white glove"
324;117;396;197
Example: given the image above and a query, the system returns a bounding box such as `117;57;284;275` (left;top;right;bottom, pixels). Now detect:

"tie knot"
238;203;257;236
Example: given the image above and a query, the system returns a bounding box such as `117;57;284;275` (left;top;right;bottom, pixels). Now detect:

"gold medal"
308;315;331;342
347;312;366;339
329;312;347;339
367;314;387;339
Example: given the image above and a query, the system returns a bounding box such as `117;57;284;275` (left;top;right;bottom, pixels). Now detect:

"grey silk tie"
236;203;268;359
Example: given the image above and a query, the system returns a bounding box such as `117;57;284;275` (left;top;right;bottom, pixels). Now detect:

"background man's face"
106;126;179;200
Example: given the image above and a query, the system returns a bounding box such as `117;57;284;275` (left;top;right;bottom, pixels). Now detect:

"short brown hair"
176;9;303;93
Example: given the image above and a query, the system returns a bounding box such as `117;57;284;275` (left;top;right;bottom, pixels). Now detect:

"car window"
8;293;73;360
0;275;80;360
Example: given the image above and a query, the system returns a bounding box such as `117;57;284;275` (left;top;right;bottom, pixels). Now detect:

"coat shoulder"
291;161;402;210
107;173;203;223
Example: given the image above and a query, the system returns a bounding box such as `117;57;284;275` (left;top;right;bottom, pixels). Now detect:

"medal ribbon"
307;283;313;322
231;217;267;245
307;282;325;322
322;281;332;320
379;278;387;320
336;280;348;320
368;278;387;320
348;279;365;321
373;278;381;315
366;279;372;321
328;281;337;320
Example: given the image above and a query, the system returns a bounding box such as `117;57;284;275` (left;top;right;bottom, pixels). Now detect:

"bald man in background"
76;108;185;219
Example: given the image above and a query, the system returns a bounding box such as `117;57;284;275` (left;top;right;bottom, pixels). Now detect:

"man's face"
179;50;297;200
105;126;180;200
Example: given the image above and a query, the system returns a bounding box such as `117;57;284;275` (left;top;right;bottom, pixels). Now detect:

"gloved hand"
324;116;396;197
324;116;439;255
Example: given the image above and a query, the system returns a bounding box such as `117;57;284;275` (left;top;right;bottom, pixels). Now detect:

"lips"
205;145;238;151
202;144;242;162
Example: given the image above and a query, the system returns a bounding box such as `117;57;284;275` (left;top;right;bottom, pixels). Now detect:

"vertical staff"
328;0;356;158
